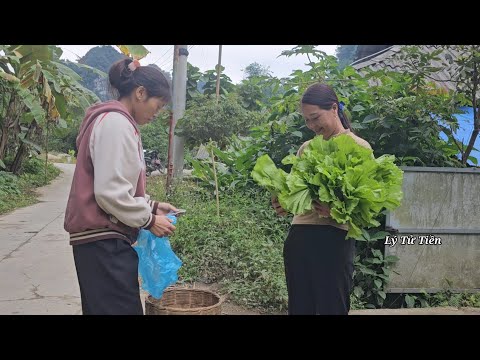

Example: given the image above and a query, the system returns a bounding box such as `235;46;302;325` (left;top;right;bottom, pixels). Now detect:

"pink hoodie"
64;100;155;246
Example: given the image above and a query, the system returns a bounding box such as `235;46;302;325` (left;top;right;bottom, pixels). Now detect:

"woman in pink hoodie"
65;58;178;315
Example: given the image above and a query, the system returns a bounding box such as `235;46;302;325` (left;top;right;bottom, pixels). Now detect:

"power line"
150;46;174;66
158;56;174;70
61;47;82;61
158;59;173;71
157;45;196;73
152;46;174;64
158;49;177;69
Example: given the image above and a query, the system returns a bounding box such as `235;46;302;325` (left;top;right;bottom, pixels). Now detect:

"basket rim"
146;288;225;313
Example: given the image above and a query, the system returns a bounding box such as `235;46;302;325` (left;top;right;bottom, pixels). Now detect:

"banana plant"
116;45;150;60
0;45;98;174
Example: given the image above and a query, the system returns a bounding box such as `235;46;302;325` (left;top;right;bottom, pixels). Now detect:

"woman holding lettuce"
272;83;372;315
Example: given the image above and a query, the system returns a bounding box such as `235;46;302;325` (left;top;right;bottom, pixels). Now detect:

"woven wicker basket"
145;288;224;315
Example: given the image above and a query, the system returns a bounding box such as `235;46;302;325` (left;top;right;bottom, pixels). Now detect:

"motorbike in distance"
143;149;164;176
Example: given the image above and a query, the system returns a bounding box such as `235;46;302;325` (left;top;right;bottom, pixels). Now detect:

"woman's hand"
313;200;330;218
155;202;179;216
272;196;287;217
150;215;176;237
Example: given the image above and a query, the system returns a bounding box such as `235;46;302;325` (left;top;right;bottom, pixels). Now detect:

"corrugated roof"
353;45;393;63
351;45;460;92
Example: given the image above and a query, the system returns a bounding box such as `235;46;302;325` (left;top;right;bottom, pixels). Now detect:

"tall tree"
243;62;271;79
391;45;480;165
335;45;358;69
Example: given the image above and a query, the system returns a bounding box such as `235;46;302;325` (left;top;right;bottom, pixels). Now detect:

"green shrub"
0;171;21;196
400;288;480;309
0;161;61;215
352;227;399;309
22;157;44;175
140;113;170;163
147;177;291;312
176;94;265;148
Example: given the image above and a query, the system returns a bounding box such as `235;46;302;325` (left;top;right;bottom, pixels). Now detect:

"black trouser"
283;225;355;315
72;238;143;315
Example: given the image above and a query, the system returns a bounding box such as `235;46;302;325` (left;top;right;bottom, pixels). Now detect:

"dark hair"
301;83;352;131
108;58;171;102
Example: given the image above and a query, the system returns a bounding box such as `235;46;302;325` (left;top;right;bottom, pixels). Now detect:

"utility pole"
215;45;223;104
171;45;188;178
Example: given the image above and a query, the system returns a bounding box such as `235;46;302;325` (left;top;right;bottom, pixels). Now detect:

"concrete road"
0;164;81;314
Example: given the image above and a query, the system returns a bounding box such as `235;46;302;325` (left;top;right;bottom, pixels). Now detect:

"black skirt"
72;238;143;315
283;224;355;315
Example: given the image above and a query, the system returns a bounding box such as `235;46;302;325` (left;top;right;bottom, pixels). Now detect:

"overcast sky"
59;45;337;84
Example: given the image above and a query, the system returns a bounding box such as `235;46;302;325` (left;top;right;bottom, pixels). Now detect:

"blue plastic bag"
134;214;182;299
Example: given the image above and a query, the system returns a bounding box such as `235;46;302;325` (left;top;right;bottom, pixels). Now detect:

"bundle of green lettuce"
251;134;403;239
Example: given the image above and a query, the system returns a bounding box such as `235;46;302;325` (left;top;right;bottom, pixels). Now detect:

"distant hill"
79;45;127;73
64;46;172;101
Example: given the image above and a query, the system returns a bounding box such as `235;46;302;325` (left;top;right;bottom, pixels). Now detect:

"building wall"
385;167;480;292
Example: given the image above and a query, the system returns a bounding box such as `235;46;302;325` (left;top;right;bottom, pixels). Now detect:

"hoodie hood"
76;100;139;150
